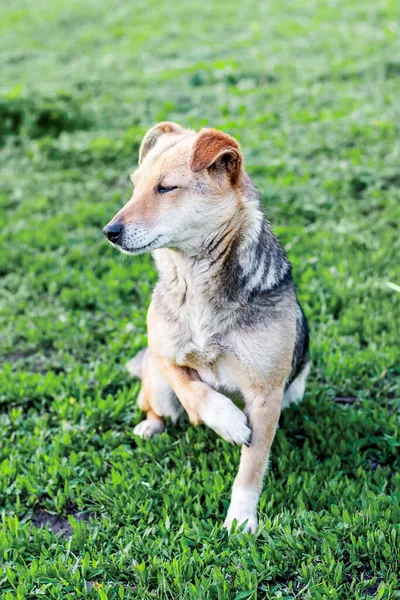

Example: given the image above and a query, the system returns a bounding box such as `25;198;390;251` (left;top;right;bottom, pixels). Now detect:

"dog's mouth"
117;234;164;255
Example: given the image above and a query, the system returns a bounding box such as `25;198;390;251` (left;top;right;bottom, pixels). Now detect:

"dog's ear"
188;129;242;184
139;122;185;164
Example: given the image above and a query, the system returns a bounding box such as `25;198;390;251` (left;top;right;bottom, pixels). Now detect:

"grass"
0;0;399;597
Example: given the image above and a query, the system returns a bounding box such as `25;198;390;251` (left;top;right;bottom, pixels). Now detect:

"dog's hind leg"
126;348;147;380
132;348;184;438
224;385;283;533
282;362;310;410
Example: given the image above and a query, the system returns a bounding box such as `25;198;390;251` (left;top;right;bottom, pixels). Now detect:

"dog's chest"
173;293;221;367
157;267;223;366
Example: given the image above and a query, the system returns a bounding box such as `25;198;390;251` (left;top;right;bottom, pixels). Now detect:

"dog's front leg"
154;354;252;446
224;385;283;533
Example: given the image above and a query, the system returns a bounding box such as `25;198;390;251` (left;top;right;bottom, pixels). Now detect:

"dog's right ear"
139;122;185;164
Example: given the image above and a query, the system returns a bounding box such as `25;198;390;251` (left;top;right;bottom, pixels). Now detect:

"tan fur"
111;135;197;232
105;122;308;533
139;121;185;164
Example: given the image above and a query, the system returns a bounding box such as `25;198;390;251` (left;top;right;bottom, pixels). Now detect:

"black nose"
103;221;123;243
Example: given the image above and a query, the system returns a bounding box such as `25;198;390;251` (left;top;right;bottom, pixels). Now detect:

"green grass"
1;0;400;597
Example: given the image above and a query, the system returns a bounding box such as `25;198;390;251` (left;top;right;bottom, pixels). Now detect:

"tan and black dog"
103;122;309;532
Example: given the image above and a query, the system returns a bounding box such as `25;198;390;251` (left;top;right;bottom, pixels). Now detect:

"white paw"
223;487;259;534
223;510;258;534
200;392;251;446
133;418;164;438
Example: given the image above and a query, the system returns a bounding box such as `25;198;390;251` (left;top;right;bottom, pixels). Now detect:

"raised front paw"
200;392;252;446
133;418;165;438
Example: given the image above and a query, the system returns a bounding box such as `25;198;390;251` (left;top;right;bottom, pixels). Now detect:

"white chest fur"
167;277;221;366
152;250;226;365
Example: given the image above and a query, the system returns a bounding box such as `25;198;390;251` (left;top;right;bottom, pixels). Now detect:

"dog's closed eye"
156;184;178;194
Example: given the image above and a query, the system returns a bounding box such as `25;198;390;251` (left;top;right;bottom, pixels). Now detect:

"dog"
103;122;309;532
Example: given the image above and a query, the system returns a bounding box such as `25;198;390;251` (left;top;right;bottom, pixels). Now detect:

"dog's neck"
153;176;291;305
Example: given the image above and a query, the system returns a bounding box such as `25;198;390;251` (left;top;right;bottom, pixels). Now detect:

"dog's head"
103;122;245;255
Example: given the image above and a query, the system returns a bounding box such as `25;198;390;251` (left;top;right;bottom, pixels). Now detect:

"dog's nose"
103;221;123;243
